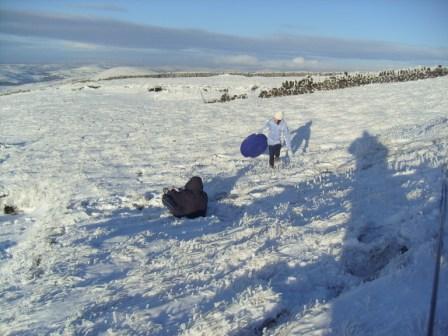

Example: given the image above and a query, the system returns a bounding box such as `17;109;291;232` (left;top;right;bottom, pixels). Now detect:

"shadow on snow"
290;120;312;155
70;129;444;335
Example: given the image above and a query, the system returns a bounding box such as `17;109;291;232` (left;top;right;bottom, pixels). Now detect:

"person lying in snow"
259;111;292;168
162;176;208;218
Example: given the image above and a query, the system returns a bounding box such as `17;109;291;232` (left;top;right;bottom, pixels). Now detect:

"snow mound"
93;67;159;81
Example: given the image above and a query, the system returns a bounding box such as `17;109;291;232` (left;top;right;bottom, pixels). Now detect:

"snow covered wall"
0;69;447;335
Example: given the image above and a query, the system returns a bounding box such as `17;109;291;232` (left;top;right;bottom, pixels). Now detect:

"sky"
0;0;447;71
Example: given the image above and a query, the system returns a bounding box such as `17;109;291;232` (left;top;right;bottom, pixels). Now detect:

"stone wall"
259;66;448;98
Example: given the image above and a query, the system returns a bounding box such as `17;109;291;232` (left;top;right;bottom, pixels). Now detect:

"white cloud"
261;57;320;70
292;57;305;65
216;55;259;66
60;41;100;50
213;55;321;70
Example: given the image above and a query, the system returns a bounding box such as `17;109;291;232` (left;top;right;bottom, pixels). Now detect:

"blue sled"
240;133;268;158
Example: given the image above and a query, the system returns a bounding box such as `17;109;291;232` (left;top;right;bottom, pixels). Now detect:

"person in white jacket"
259;111;292;168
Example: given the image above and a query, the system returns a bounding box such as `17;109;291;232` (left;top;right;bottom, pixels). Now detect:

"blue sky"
0;0;447;71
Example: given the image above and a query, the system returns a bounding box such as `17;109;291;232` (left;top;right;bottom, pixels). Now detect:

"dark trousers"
269;144;281;167
162;193;207;219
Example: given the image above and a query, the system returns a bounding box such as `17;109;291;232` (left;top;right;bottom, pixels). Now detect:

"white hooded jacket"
260;119;292;151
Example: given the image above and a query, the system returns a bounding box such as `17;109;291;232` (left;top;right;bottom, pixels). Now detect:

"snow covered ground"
0;68;447;335
0;64;109;89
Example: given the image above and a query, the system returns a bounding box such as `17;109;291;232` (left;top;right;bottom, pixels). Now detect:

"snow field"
0;73;447;335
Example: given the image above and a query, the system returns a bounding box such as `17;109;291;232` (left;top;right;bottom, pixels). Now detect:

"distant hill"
92;67;159;81
0;64;106;87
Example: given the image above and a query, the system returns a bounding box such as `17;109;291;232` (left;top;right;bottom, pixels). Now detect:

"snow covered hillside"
0;65;108;91
0;71;447;335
